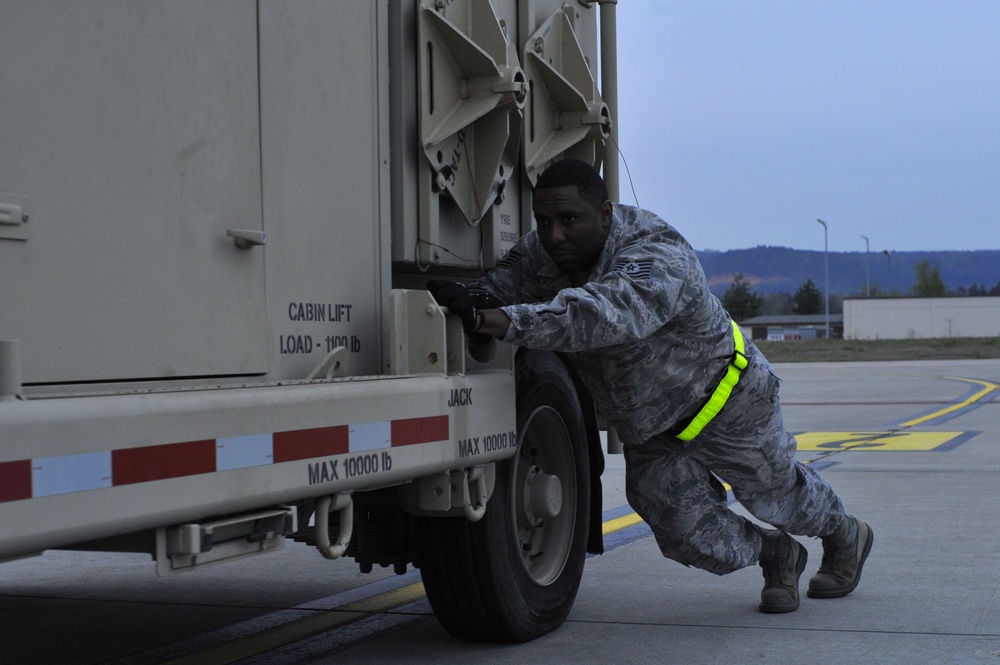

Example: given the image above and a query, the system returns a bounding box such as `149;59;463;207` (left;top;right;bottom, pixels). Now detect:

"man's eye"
563;216;577;224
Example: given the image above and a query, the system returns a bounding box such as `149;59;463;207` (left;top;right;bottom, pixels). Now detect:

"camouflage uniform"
474;203;846;575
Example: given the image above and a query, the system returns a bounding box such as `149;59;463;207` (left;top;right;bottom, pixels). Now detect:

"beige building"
843;297;1000;339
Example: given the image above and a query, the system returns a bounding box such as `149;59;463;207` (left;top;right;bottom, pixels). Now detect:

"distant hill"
696;246;1000;297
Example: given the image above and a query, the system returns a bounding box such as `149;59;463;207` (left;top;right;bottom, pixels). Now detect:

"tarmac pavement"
3;358;999;664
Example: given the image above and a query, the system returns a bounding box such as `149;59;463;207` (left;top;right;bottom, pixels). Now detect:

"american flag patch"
612;258;653;279
496;248;522;270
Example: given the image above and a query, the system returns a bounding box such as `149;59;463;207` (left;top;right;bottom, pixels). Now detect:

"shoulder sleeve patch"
611;258;654;279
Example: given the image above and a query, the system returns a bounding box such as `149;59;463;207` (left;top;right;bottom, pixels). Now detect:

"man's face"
533;185;612;274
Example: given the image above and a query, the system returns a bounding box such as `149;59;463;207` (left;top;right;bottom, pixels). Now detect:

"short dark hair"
535;158;609;212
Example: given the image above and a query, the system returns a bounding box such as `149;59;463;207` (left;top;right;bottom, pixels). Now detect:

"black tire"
414;350;591;642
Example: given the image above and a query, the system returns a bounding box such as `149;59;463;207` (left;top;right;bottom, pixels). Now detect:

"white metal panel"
0;1;267;383
258;1;389;379
844;297;1000;339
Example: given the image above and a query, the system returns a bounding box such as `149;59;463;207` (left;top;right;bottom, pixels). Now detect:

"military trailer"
0;0;620;642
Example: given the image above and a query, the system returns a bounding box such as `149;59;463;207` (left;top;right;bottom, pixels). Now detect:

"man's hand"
427;281;512;341
427;280;482;335
476;308;512;339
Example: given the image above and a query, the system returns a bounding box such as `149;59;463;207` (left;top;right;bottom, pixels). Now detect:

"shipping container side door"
258;2;390;380
0;1;267;384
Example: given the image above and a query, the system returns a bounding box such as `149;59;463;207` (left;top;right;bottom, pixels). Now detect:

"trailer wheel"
415;350;590;642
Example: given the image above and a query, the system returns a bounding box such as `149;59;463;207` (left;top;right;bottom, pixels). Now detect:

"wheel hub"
522;465;563;526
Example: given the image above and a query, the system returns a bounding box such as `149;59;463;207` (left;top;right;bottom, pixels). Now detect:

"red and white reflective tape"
0;415;449;504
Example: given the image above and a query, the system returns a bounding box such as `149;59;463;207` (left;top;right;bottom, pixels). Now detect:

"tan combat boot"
807;516;874;599
758;529;808;613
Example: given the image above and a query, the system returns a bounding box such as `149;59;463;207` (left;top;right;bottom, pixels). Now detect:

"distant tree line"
722;259;1000;320
953;283;1000;296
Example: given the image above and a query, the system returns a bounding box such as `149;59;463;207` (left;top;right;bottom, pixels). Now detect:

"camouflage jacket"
473;203;762;445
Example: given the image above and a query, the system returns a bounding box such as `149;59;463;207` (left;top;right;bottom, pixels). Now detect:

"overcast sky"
612;1;1000;253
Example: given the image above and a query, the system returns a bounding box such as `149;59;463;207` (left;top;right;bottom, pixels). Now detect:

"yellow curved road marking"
797;375;997;453
897;376;999;428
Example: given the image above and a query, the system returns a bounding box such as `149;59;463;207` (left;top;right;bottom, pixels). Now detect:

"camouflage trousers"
623;358;845;575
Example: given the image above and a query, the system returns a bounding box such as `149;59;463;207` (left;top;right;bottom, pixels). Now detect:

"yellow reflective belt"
676;320;748;442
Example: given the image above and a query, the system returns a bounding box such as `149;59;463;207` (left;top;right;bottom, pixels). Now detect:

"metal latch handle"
0;204;26;226
227;229;268;249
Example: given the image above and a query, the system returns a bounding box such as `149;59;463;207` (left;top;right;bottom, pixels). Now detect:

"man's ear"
600;200;613;229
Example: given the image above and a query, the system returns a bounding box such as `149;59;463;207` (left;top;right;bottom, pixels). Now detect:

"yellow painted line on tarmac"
897;376;999;428
795;375;997;453
602;511;643;535
164;582;427;665
795;430;965;452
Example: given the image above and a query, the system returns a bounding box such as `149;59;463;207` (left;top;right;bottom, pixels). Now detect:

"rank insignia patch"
612;259;653;278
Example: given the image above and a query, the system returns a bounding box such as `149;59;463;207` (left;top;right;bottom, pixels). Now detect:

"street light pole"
882;249;892;294
861;235;870;297
817;219;830;339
